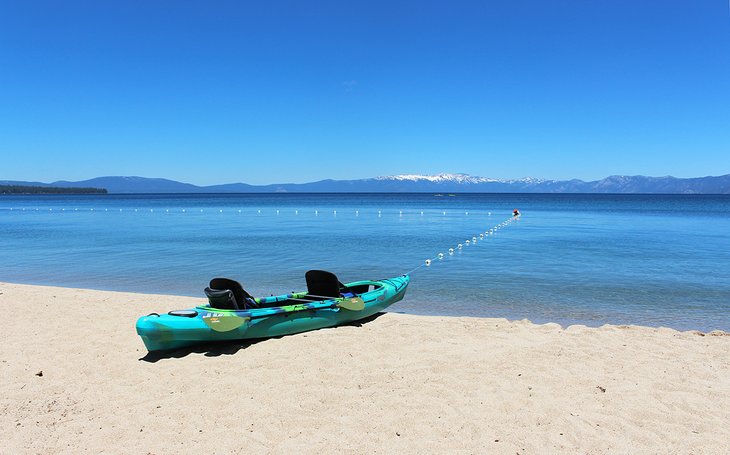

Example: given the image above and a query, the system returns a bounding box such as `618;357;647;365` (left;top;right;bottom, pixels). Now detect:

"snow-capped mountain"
376;173;502;184
375;173;545;185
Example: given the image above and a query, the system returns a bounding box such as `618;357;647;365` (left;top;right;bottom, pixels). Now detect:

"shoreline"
2;281;729;453
2;279;728;334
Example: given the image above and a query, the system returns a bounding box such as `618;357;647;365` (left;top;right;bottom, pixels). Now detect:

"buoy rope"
403;214;521;276
4;204;521;277
3;207;500;217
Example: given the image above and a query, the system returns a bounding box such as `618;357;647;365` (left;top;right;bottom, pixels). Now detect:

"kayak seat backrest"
305;270;345;300
206;277;258;309
204;287;237;309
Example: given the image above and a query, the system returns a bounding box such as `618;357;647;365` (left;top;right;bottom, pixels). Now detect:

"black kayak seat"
205;277;258;310
305;270;347;299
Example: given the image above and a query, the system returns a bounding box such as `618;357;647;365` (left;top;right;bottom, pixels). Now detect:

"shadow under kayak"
136;274;410;352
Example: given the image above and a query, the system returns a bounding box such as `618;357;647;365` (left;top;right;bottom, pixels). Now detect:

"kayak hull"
136;275;409;351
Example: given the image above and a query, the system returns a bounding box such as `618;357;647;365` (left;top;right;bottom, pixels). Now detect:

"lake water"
2;193;729;331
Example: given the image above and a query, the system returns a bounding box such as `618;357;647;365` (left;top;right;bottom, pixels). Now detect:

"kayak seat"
305;270;347;300
345;283;377;295
205;277;259;310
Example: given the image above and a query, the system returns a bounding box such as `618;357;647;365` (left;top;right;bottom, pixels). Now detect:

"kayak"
136;271;410;351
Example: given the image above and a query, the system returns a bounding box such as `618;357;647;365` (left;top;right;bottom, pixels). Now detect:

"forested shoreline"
0;185;107;194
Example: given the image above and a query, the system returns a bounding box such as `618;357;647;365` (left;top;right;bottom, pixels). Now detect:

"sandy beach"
1;282;729;454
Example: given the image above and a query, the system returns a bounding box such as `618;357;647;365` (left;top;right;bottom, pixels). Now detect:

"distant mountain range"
2;173;729;194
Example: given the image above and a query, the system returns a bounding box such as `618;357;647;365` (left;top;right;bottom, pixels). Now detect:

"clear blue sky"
1;1;729;185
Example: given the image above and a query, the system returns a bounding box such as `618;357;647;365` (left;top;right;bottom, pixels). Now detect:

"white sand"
1;282;729;454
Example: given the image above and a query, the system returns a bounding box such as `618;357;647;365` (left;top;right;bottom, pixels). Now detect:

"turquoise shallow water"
2;193;729;331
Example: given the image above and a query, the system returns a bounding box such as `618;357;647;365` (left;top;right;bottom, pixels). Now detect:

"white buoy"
449;248;454;255
183;209;186;212
276;210;279;215
334;210;337;215
219;209;223;213
465;211;468;215
472;237;477;243
425;259;431;266
443;211;446;215
257;210;261;214
438;253;444;259
458;243;463;249
479;233;484;239
295;210;298;214
488;212;491;216
465;240;470;245
356;210;359;216
420;211;423;215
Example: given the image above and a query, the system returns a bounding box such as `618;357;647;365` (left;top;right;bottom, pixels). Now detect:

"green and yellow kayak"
136;273;410;351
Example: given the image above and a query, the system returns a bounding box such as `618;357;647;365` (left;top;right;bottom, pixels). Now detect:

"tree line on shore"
0;185;107;194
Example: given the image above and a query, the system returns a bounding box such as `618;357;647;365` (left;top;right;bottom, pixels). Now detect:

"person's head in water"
513;209;520;216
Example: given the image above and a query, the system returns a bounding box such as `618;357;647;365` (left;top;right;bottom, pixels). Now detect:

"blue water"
2;193;729;331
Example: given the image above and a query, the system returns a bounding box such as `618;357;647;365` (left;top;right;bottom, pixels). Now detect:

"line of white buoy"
404;214;521;275
1;207;500;217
